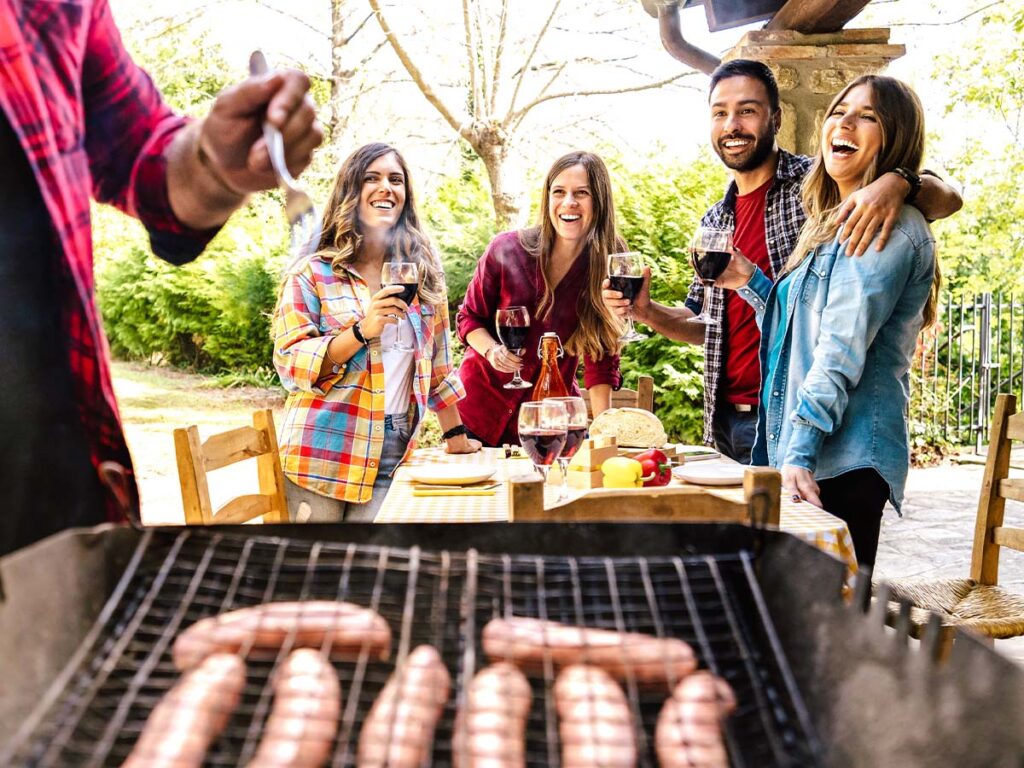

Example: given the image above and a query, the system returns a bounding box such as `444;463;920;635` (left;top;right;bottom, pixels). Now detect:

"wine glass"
495;306;532;390
608;252;648;342
545;396;588;501
518;400;568;484
687;227;733;326
381;261;419;352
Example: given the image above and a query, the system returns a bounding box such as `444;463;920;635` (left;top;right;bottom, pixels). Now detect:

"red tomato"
635;449;672;487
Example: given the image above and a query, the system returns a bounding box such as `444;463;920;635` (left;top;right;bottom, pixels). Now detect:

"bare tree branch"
462;0;482;117
490;0;509;114
367;0;468;136
343;11;375;46
888;0;1006;26
510;70;694;130
506;0;563;119
253;0;328;40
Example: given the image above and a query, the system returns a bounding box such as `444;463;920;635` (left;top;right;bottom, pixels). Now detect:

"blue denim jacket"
736;206;935;509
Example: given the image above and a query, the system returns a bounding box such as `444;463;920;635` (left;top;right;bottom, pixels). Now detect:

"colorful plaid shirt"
684;150;813;446
273;256;465;503
0;0;217;522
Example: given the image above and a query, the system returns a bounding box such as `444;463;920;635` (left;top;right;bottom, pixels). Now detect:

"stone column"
725;29;905;155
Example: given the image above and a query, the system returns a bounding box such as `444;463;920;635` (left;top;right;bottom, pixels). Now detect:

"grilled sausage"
122;652;246;768
173;601;391;671
247;649;341;768
452;662;532;768
655;672;736;768
482;617;697;688
554;664;637;768
356;644;451;768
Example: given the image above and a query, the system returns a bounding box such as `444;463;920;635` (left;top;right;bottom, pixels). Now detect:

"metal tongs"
248;50;320;270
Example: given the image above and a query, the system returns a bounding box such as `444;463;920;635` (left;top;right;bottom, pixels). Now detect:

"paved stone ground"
873;454;1024;665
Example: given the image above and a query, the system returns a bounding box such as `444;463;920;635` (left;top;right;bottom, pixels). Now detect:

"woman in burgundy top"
456;151;626;446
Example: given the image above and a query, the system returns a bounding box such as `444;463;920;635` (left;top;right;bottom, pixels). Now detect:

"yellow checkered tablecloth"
375;448;858;579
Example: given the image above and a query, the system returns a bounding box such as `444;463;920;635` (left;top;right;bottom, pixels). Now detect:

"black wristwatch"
351;320;368;346
891;167;922;204
442;424;467;441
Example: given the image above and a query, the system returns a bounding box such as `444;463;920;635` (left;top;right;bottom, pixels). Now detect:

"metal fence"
910;293;1024;451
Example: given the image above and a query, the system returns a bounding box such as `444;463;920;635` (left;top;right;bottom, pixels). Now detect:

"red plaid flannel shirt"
0;0;218;521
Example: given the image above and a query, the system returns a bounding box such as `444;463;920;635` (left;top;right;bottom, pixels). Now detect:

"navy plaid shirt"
685;150;814;446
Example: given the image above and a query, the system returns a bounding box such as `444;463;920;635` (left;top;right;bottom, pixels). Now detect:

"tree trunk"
329;0;349;140
471;129;523;231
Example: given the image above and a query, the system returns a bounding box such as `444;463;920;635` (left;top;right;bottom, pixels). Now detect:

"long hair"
308;142;445;306
519;151;625;359
787;75;940;326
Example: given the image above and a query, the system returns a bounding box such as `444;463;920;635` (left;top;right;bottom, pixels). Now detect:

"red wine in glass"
607;275;644;302
381;261;419;350
692;250;731;282
394;282;419;306
687;228;733;326
520;429;568;466
607;252;647;342
561;426;588;459
496;306;532;390
497;324;529;353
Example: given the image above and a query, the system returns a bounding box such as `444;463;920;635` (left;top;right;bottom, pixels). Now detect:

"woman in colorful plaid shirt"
273;143;480;522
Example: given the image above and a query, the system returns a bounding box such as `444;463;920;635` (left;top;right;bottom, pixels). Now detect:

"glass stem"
557;457;570;501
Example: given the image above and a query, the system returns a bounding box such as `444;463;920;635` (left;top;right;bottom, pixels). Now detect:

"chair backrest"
972;393;1024;584
174;409;289;525
581;375;654;419
508;466;780;525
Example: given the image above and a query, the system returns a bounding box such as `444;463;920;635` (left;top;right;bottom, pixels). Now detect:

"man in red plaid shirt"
0;0;322;554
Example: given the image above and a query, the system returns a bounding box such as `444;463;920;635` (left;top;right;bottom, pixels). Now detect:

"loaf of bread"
588;407;667;448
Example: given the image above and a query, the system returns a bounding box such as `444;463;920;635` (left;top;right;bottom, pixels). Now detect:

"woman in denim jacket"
717;76;940;567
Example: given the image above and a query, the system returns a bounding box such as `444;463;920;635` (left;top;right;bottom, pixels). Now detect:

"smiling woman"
720;76;939;568
455;151;627;447
271;142;480;522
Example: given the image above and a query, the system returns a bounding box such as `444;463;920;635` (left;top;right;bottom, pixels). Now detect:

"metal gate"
910;293;1024;450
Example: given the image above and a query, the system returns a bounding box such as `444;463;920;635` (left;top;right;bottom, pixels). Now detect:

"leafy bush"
422;148;498;322
609;148;727;443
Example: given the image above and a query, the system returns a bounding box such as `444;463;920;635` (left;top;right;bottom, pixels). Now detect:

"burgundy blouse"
456;230;622;446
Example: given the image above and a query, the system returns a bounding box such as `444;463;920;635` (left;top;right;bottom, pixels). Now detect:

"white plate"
407;465;496;486
673;462;745;486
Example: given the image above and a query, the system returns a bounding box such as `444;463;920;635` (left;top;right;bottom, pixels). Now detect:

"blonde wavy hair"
305;142;445;306
786;75;940;327
520;151;626;359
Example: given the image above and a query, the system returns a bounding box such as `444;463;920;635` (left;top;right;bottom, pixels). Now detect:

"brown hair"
519;151;626;359
787;75;940;326
306;142;445;306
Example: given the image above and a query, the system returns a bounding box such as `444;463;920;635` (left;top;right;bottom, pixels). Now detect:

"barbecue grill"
1;523;1022;767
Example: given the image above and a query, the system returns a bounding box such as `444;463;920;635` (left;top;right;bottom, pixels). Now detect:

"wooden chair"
581;374;654;419
509;466;781;525
174;409;289;525
883;393;1024;656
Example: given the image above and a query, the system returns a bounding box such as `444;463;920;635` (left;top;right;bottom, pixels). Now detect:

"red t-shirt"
722;178;773;405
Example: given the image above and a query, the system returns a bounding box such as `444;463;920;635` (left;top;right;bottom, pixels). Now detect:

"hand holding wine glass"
607;252;648;342
545;396;588;501
495;306;532;390
518;400;568;482
687;227;733;326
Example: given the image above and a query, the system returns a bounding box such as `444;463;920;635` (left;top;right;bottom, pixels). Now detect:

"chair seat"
885;578;1024;639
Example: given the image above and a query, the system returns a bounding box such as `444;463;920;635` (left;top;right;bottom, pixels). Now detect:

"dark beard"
715;124;776;173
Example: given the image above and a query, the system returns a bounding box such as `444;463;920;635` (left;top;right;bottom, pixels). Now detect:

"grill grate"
9;529;822;767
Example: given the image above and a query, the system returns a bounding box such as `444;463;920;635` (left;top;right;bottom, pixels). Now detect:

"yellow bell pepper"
601;457;644;488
